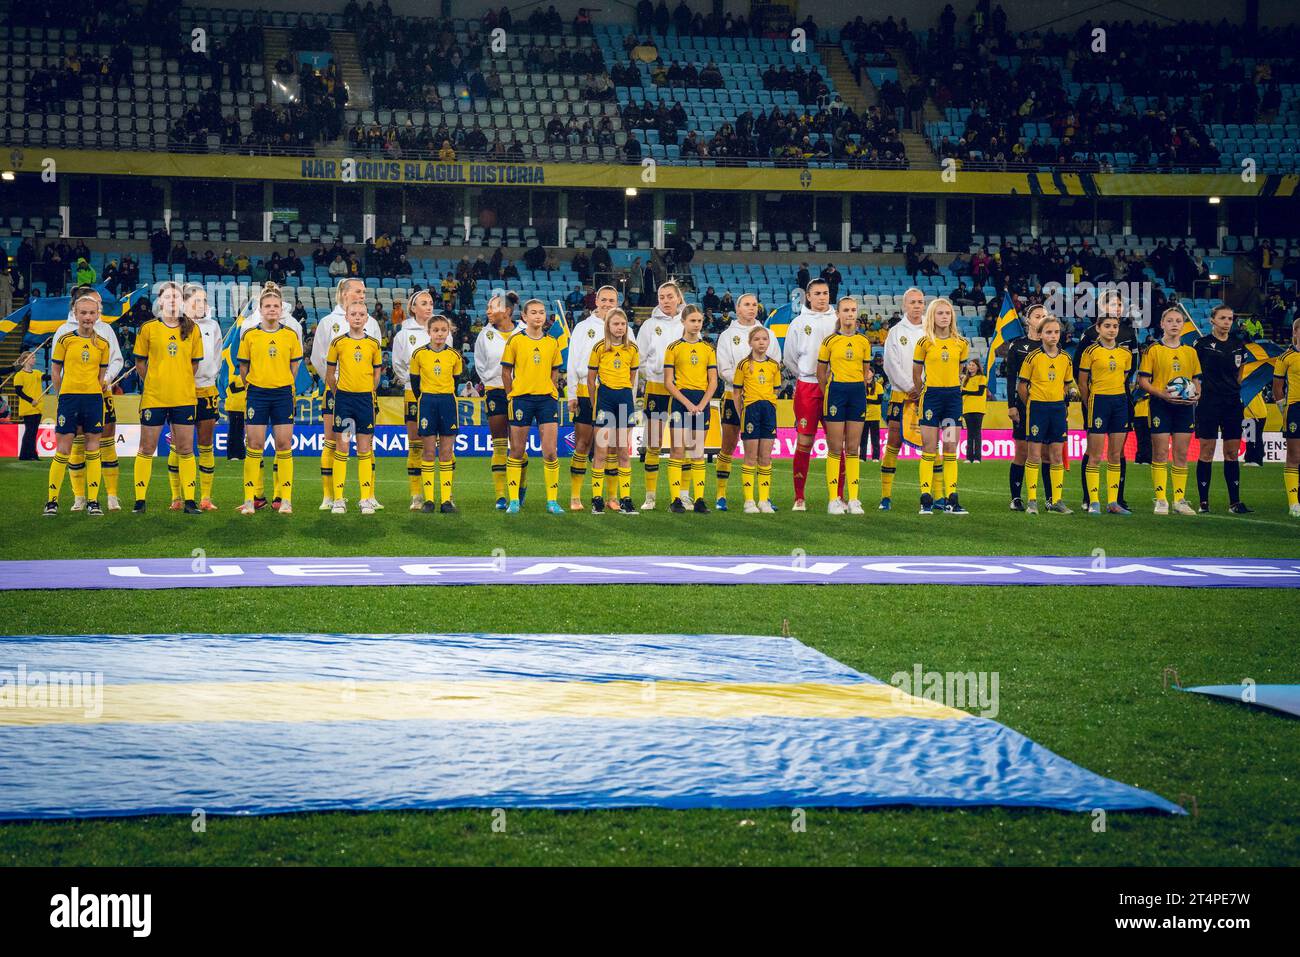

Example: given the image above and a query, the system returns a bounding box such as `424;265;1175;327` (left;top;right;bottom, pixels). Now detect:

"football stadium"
0;0;1297;902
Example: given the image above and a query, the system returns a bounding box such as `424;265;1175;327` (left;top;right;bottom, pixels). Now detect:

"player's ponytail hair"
335;276;364;306
602;308;630;348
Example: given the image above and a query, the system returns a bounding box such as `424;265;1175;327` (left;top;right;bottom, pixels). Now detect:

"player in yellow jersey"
475;293;527;509
586;307;640;514
862;365;884;463
1077;314;1135;516
635;281;685;510
13;350;45;461
501;298;565;514
1138;306;1202;515
132;281;204;514
817;296;872;514
326;300;384;514
43;292;109;516
960;358;987;464
166;284;224;512
567;284;620;510
1273;316;1300;517
411;315;463;514
732;325;781;513
393;288;434;510
663;304;718;513
237;284;303;515
1017;315;1075;515
913;297;970;514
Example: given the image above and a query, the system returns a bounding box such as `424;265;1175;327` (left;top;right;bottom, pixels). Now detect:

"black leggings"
963;413;983;461
226;411;246;460
19;413;40;460
1133;416;1152;465
860;420;880;460
1245;419;1266;465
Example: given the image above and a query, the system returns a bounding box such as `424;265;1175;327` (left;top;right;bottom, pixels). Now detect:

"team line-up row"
27;277;1300;518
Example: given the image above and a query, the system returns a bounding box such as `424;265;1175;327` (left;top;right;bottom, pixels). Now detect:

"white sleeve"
565;326;586;400
310;323;331;379
392;331;412;387
473;330;492;386
782;322;802;378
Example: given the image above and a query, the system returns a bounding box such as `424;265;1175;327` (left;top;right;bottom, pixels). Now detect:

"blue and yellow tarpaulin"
0;632;1182;818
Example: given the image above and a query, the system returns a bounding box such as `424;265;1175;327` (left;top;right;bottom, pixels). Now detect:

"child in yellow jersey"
398;288;434;509
411;315;463;514
1274;316;1300;517
817;296;872;514
237;284;303;515
663;304;718;513
912;297;970;514
1138;306;1202;515
862;367;884;463
1017;316;1075;514
43;293;109;516
500;298;564;514
13;351;44;461
586;307;640;514
132;281;203;514
732;325;781;513
326;300;384;514
167;284;223;512
1077;315;1135;515
960;358;987;464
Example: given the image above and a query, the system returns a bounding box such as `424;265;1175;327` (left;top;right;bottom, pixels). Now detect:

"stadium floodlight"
1208;196;1222;204
625;187;638;197
0;171;14;181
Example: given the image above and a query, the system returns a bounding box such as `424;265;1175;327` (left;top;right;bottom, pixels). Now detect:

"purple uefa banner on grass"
1;556;1298;590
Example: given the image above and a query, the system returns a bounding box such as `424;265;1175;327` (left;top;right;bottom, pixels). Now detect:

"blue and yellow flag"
1239;339;1287;405
0;283;149;342
549;300;571;367
985;292;1023;396
1171;300;1206;346
764;292;802;353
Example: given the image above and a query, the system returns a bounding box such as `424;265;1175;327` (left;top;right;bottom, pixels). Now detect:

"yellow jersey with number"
588;340;639;391
327;333;383;393
134;320;202;407
53;333;110;395
238;325;303;389
913;334;969;389
663;338;716;392
817;331;870;383
410;345;463;396
501;331;562;398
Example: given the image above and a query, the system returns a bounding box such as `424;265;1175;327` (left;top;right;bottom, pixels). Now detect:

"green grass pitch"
0;454;1296;866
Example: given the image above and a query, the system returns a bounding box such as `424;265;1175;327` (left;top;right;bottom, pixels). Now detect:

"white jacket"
473;320;525;389
310;305;383;380
390;317;458;395
780;305;837;384
241;310;304;343
635;306;684;386
715;319;781;392
53;318;124;385
193;315;224;389
566;314;606;399
884;316;926;396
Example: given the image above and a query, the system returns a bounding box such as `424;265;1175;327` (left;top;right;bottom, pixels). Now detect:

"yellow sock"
715;451;732;499
1171;465;1187;502
919;451;935;498
251;446;267;498
421;462;437;501
569;450;588;501
846;454;862;502
407;440;423;497
46;453;69;503
618;466;631;501
544;457;560;503
933;449;946;500
667;457;683;499
167;448;181;500
942;454;957;502
1151;462;1168;502
491;438;508;499
758;464;773;502
742;463;756;502
101;441;119;497
133;453;154;503
680;459;693;499
826;453;841;502
691;457;706;501
1086;464;1100;505
85;449;102;500
359;451;375;501
1106;463;1120;505
881;446;898;498
1285;467;1299;507
506;456;524;503
645;447;661;496
1025;461;1040;502
179;451;197;502
198;444;215;501
333;448;350;500
321;439;336;497
275;449;293;502
1050;464;1064;504
243;448;263;502
440;457;455;504
591;452;604;498
68;436;86;497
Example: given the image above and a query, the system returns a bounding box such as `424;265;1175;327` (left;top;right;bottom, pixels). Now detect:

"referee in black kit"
1193;303;1253;513
1074;289;1140;510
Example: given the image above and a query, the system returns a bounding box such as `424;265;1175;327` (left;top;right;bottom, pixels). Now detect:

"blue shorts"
886;390;909;424
823;380;867;423
1087;393;1130;434
417;393;459;436
322;389;336;416
643;387;671;418
721;390;743;427
1285;402;1300;438
141;404;195;428
1027;399;1068;444
594;386;635;430
669;388;712;433
485;387;508;419
102;394;116;425
56;394;104;434
572;394;594;426
1148;396;1195;435
247;384;295;427
742;399;777;440
333;389;375;435
510;394;559;428
195;390;220;423
404;398;419;422
920;386;962;428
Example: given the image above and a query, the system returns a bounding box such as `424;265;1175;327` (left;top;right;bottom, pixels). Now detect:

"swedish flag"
0;283;149;341
985;292;1023;397
1239;339;1287;405
1171;301;1206;346
548;300;571;366
764;298;796;353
